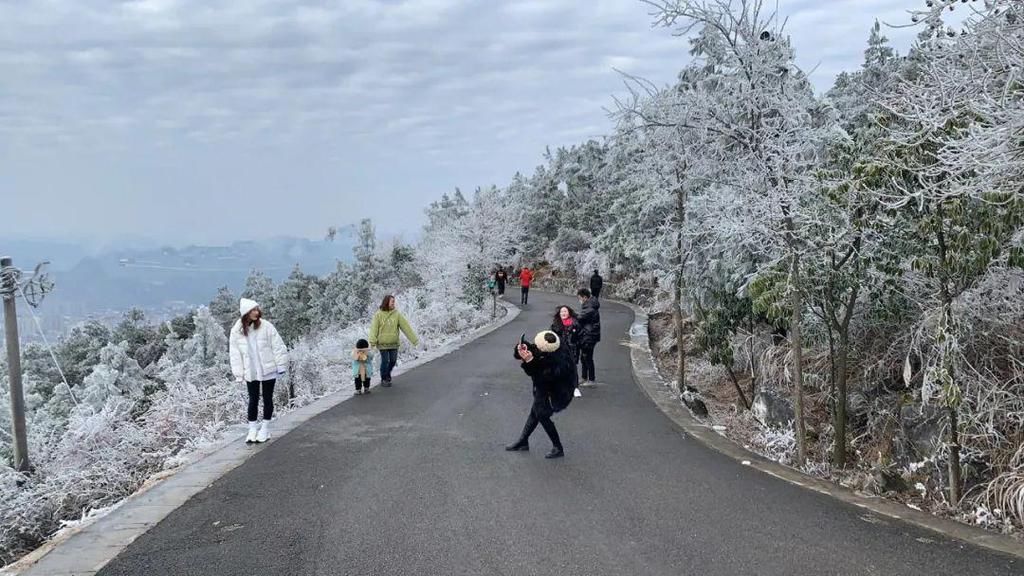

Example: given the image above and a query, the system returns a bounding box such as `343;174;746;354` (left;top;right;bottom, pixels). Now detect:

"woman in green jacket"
369;294;420;387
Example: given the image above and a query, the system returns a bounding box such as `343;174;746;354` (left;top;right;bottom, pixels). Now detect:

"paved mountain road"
97;293;1019;576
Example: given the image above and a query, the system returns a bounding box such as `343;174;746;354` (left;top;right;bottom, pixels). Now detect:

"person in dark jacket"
505;331;574;459
495;266;508;296
550;305;582;397
577;288;601;386
550;306;580;362
590;270;604;299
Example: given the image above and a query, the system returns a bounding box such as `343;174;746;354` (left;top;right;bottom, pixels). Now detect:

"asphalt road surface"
98;292;1020;576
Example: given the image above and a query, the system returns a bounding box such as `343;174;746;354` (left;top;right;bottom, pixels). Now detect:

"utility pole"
1;257;30;472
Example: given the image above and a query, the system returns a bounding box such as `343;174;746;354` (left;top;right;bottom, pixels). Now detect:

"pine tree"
208;285;238;336
273;265;321;345
242;269;276;319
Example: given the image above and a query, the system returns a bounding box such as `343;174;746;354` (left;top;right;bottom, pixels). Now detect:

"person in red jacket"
519;266;534;305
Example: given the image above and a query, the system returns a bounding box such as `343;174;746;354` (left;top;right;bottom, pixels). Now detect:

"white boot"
245;422;259;444
255;420;271;443
573;388;583;398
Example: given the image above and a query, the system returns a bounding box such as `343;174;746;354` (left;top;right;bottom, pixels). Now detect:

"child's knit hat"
356;339;370;350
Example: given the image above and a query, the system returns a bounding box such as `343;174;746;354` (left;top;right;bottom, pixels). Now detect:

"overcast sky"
1;0;928;246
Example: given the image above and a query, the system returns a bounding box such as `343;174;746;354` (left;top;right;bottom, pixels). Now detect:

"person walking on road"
369;294;420;387
352;338;375;395
230;298;289;444
550;305;582;397
590;270;604;299
495;266;508;296
519;266;534;305
577;288;602;386
506;331;576;459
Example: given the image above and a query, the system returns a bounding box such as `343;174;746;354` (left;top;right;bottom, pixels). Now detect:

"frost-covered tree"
242;269;276;319
78;342;147;411
56;320;112;388
313;261;357;329
384;241;422;292
470;185;522;272
351;219;384;314
208;285;238;336
873;1;1024;503
517;166;565;263
112;308;164;369
273;265;321;345
418;190;477;304
610;67;713;394
158;306;229;385
643;0;831;462
801;22;903;467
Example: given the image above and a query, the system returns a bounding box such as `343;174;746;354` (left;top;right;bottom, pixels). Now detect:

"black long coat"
514;344;575;415
577;298;602;347
590;273;604;298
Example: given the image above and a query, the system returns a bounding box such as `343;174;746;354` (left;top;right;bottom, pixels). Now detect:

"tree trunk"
726;365;751;409
834;333;849;468
674;272;686;393
748;311;757;400
947;404;962;505
789;251;807;464
942;299;962;506
934;212;962;507
674;185;686;394
675;289;684;391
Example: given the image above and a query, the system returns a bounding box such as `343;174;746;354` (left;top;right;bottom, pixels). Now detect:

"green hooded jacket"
369;309;419;350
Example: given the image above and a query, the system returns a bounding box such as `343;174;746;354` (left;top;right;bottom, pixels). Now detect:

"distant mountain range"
1;228;359;332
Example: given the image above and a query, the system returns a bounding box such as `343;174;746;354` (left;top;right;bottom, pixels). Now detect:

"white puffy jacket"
229;319;289;382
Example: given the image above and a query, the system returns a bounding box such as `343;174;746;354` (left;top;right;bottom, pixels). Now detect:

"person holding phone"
505;331;573;459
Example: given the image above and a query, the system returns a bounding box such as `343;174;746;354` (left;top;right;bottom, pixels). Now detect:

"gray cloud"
1;0;927;244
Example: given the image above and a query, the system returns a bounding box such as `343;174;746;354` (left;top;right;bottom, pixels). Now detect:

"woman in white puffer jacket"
230;298;289;444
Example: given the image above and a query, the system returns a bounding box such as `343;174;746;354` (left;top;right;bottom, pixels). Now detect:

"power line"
17;282;78;407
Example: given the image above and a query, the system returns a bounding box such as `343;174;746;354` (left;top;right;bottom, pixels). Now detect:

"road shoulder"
621;299;1024;562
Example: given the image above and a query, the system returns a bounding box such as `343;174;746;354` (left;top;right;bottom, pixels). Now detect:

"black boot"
506;413;538;451
505;439;529;451
539;417;563;459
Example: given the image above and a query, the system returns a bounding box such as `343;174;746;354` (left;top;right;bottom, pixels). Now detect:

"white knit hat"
534;331;560;353
239;298;259;316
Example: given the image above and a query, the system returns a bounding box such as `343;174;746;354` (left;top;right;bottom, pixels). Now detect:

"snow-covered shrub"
751;425;797;466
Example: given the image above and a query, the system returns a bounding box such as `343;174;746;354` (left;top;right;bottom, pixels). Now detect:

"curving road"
98;293;1019;576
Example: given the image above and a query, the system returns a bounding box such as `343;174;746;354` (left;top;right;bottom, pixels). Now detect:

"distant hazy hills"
1;227;358;319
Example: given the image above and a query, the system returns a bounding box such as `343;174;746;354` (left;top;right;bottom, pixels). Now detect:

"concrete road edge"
7;300;521;576
622;300;1024;562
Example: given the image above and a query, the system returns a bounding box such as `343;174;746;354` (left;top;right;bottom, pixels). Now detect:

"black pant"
497;281;506;295
247;379;276;421
355;376;370;391
580;343;596;381
518;404;561;449
521;286;530;304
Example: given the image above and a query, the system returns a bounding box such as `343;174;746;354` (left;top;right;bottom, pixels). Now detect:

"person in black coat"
590;270;604;299
495;266;508;296
550;305;582;396
550;305;581;362
505;331;574;459
576;288;601;385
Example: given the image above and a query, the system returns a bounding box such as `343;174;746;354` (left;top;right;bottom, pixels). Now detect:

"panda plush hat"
534;330;561;353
